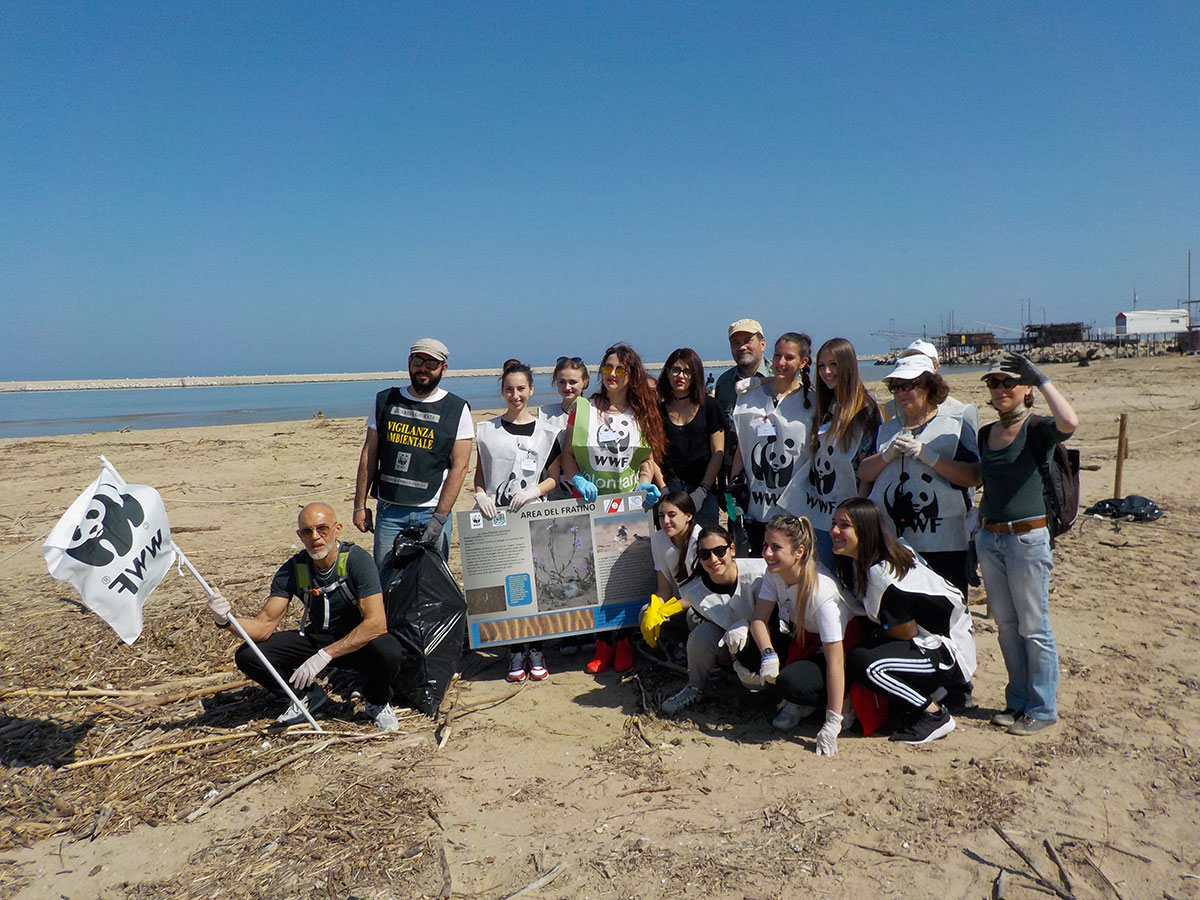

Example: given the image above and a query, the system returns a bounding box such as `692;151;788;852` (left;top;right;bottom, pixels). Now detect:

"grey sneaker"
276;685;328;725
990;708;1020;728
1008;714;1056;736
772;700;816;731
365;701;399;732
661;684;703;716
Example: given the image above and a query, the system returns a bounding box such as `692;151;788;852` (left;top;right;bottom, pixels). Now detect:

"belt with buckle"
983;516;1048;535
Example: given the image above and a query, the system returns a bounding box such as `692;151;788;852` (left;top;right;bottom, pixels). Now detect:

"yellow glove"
639;595;684;648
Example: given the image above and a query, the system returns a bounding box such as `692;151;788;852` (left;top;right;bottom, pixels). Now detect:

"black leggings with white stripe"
846;639;955;711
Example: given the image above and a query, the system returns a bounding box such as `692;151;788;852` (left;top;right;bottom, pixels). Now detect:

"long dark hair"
593;343;668;462
658;489;696;585
681;523;735;585
813;337;879;452
832;498;915;601
776;332;813;409
657;347;705;406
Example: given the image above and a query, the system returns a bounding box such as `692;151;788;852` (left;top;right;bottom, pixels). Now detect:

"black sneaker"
890;706;956;745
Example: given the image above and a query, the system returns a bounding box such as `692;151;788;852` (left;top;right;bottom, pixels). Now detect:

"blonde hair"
764;514;819;627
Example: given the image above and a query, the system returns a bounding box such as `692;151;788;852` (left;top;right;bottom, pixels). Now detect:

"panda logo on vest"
65;487;146;568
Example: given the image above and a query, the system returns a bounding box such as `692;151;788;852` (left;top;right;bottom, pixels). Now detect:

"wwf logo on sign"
66;487;146;567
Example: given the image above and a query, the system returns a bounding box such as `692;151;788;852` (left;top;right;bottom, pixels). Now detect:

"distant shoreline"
0;356;886;394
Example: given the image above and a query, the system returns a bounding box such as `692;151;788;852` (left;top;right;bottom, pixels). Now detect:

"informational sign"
457;493;656;649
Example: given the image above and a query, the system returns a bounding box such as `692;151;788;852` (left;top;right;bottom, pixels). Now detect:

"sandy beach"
1;355;1198;900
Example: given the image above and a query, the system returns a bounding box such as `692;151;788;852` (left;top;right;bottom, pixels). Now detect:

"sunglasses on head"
887;378;920;394
600;364;628;377
985;375;1019;390
556;356;584;367
697;543;732;561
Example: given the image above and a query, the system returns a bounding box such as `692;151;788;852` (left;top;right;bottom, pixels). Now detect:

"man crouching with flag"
208;503;403;731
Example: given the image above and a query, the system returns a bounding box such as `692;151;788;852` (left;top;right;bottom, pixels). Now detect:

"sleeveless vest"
680;557;766;631
868;409;972;553
374;388;468;506
731;384;814;521
570;397;651;495
779;405;864;531
475;412;561;507
295;543;358;637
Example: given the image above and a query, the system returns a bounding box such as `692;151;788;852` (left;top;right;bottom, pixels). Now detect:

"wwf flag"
42;461;177;643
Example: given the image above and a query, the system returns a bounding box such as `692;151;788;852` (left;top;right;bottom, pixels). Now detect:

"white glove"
733;660;765;691
880;437;903;462
891;433;921;458
508;487;541;511
914;442;941;468
719;620;749;655
815;709;843;756
289;649;332;690
474;492;498;519
207;590;231;626
758;649;780;683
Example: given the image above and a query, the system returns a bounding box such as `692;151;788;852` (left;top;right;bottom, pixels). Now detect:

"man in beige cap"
353;338;473;564
713;319;772;541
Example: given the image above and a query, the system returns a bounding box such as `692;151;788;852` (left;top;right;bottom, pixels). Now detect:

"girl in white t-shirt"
472;360;562;684
737;514;860;756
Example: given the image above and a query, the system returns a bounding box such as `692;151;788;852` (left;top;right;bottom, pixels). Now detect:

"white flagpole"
175;545;324;733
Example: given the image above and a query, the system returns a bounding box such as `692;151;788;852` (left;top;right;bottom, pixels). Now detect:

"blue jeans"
374;501;451;565
975;527;1058;721
664;479;720;527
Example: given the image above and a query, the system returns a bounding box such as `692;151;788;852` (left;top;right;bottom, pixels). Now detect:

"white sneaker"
276;685;328;725
365;702;399;732
661;684;703;716
506;651;528;683
527;649;549;681
772;700;816;731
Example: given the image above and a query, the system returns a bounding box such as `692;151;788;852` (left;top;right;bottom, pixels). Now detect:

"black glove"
688;483;710;512
1000;352;1048;387
421;511;448;547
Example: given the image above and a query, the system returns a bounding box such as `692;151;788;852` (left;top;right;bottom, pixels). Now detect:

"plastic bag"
1084;494;1164;522
380;531;466;716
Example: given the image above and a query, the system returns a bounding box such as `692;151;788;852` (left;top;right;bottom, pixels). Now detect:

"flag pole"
174;545;324;733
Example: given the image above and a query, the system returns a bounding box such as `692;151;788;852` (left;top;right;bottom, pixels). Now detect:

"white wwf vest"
680;557;767;632
475;412;560;507
732;384;814;521
863;556;977;681
868;410;971;552
779;407;863;531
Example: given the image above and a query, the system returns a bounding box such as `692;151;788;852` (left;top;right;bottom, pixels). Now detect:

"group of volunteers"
202;323;1078;752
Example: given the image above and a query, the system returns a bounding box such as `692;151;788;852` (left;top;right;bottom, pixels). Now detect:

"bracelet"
761;647;777;658
354;507;367;512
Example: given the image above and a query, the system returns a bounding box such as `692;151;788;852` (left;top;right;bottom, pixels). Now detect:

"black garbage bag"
380;530;466;716
1083;495;1164;522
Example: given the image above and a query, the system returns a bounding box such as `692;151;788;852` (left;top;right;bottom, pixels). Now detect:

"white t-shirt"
758;570;857;642
650;525;700;599
367;386;474;440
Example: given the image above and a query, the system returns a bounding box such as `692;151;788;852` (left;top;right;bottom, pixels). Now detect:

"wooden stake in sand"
1114;413;1129;499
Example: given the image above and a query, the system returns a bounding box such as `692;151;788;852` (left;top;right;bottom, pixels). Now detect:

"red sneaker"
613;638;634;673
585;640;614;674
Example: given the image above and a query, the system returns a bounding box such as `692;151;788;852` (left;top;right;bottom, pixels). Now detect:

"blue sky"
3;2;1197;379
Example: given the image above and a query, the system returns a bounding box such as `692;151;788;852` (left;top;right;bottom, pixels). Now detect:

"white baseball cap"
905;339;939;362
883;354;935;381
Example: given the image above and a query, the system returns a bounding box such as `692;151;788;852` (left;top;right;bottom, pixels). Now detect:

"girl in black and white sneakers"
831;498;977;745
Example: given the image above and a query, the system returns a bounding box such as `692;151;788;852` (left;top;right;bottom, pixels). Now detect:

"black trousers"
235;630;404;706
920;549;970;599
845;638;955;711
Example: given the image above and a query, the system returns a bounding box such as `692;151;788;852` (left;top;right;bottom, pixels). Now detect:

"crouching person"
206;502;404;731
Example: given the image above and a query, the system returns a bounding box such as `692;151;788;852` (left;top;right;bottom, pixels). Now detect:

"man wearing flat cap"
353;338;473;564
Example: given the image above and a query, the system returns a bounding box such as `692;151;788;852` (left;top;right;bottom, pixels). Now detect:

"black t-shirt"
661;398;724;487
877;584;955;638
269;542;382;638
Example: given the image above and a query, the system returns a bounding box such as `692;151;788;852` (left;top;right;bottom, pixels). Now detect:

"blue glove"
636;482;661;506
571;473;599;502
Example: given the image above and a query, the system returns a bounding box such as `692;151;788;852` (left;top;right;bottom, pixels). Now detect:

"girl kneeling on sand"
831;498;977;745
733;515;860;755
659;525;766;715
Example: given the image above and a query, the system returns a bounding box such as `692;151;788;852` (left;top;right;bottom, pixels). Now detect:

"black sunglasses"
697;544;732;561
985;375;1019;389
887;379;921;394
556;356;584;367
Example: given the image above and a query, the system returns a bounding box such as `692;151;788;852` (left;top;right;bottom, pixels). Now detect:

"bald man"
207;503;403;731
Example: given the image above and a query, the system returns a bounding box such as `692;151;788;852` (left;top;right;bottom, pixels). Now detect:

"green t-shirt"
979;416;1070;523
